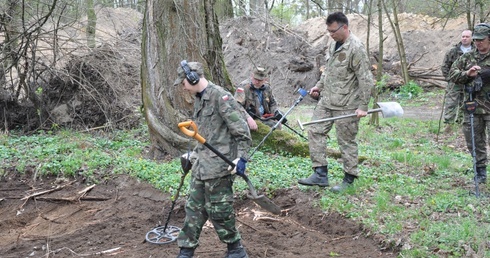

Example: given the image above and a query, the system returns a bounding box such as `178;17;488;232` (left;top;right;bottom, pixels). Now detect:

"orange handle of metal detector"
178;121;206;144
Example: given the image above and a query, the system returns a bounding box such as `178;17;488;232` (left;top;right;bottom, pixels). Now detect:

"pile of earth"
3;7;468;131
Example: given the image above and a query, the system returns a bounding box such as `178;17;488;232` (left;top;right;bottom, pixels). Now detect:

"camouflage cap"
174;61;204;86
253;67;267;80
472;23;490;40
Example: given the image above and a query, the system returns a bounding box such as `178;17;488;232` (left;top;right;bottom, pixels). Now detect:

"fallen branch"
19;180;76;209
77;184;95;198
52;246;123;256
34;196;110;202
236;218;258;231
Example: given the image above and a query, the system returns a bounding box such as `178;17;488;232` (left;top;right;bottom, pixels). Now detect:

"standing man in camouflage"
441;29;474;126
450;23;490;184
234;66;280;128
298;12;374;193
174;60;252;258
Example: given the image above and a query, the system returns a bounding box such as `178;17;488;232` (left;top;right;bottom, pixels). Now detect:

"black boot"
330;173;357;193
298;166;329;187
225;240;248;258
177;247;195;258
476;166;487;184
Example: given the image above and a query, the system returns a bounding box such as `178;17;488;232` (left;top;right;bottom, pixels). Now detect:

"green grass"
1;88;490;257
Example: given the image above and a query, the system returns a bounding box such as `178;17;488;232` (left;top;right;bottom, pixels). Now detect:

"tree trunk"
141;0;232;159
383;0;410;84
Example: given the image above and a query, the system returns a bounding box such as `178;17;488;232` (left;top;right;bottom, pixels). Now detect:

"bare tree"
382;0;410;84
141;0;232;159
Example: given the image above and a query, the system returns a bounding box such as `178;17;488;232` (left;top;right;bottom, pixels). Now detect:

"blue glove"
236;157;247;176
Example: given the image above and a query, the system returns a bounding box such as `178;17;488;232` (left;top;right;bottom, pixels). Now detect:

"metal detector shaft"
465;92;480;198
250;112;307;141
249;88;308;157
282;122;308;140
162;169;188;232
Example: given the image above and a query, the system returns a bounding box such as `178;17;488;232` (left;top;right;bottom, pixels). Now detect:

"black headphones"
180;60;200;85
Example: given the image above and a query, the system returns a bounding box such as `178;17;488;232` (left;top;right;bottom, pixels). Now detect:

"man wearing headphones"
174;60;252;258
234;66;280;129
450;23;490;185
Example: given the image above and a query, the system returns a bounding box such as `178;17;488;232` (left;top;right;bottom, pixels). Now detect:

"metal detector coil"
145;225;181;244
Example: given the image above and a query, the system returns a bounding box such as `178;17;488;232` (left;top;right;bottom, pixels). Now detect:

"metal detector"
145;155;190;244
464;77;482;198
249;88;308;158
248;110;307;141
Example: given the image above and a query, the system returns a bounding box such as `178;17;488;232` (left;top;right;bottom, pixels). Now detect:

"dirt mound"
0;172;396;257
222;13;468;106
2;9;467;130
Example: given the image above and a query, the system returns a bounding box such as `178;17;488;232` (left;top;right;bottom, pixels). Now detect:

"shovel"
178;121;282;215
297;101;404;130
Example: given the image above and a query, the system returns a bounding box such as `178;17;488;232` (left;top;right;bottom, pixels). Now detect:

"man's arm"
352;45;374;112
441;47;456;79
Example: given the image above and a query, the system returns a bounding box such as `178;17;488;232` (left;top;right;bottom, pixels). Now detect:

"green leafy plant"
399;80;423;97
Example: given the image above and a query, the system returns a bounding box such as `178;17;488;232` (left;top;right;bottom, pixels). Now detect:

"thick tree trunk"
141;0;232;159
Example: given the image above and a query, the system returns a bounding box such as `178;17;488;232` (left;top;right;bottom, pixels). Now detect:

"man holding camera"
234;66;280;129
450;23;490;184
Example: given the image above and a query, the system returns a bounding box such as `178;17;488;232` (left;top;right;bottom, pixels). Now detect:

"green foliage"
4;88;490;257
399;80;424;98
270;3;296;25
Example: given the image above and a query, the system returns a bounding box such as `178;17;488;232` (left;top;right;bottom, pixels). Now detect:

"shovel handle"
300;108;382;127
178;121;206;144
178;120;235;168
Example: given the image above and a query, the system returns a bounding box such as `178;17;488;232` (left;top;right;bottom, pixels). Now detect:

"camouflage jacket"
191;83;252;180
450;50;490;114
441;42;474;80
315;33;373;111
234;79;278;118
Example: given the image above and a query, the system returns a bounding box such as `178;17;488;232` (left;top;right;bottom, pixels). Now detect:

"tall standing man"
441;29;474;126
174;60;252;258
297;12;374;193
450;23;490;184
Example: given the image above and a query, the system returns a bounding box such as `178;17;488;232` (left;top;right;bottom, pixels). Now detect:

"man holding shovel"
298;12;374;193
174;60;252;258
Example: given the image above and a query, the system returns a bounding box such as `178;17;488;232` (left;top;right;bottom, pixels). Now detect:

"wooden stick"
18;180;75;209
35;196;110;202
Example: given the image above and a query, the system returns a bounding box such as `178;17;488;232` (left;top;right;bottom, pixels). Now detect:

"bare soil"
0;8;471;258
0;172;396;258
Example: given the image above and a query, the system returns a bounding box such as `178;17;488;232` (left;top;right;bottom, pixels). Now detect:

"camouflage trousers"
177;175;240;248
307;105;360;176
462;113;490;168
443;82;464;124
